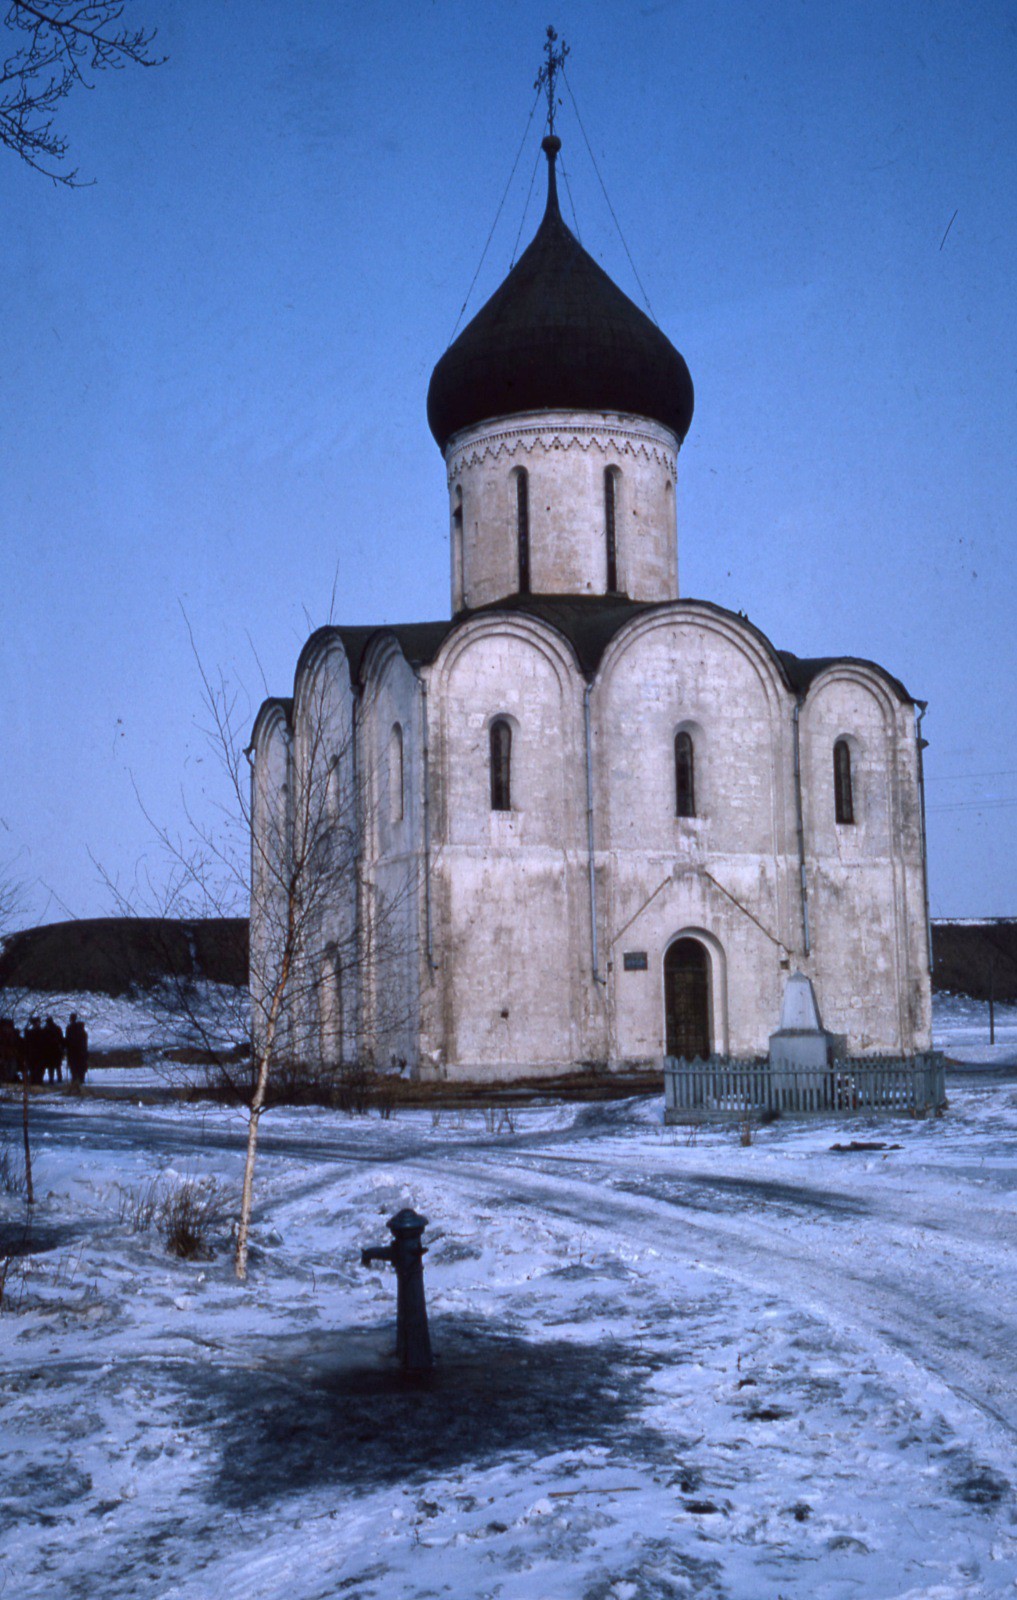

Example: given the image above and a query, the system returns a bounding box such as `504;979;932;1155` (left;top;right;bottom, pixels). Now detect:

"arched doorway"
664;938;711;1060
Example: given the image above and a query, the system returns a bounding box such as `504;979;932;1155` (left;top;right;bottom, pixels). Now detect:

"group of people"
0;1013;89;1086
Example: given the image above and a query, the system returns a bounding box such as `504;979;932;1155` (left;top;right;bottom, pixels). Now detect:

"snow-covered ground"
2;1000;1017;1599
0;982;247;1088
8;986;1017;1090
0;981;246;1056
934;992;1017;1069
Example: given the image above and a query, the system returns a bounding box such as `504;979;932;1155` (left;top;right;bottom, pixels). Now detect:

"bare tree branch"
0;863;34;1204
1;0;163;185
0;866;25;934
102;616;417;1282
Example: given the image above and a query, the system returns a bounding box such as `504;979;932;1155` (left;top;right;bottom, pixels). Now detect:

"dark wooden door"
664;938;711;1059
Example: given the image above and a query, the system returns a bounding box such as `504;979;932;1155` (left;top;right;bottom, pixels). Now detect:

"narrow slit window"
490;718;512;811
675;731;696;818
834;739;854;824
390;723;404;822
515;469;530;595
604;468;618;592
452;485;464;606
326;755;341;820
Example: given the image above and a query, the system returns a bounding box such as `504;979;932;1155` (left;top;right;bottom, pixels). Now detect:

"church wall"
289;642;361;1070
249;705;293;1063
358;640;425;1071
799;670;932;1055
446;412;679;609
603;858;787;1061
423;616;595;1077
591;610;801;1059
593;611;792;859
254;604;931;1080
435;853;581;1073
432;619;586;849
404;602;930;1077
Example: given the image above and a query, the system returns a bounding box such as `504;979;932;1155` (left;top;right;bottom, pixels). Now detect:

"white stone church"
250;131;933;1082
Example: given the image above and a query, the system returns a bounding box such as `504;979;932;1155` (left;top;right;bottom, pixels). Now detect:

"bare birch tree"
105;628;416;1282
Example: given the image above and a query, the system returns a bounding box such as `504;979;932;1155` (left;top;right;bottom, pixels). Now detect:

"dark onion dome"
427;136;694;451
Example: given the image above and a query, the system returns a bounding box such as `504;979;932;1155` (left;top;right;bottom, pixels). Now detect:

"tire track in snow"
22;1103;1017;1439
418;1147;1017;1450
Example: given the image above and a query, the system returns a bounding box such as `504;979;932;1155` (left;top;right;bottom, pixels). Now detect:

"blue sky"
2;0;1015;924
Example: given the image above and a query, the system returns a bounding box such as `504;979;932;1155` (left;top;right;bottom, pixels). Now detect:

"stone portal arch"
663;937;712;1060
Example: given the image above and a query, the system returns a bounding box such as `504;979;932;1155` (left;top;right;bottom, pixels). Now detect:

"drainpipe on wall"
421;679;435;972
792;701;811;959
583;684;603;985
915;701;933;974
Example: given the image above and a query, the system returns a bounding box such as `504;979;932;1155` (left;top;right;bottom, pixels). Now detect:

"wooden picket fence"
663;1053;946;1122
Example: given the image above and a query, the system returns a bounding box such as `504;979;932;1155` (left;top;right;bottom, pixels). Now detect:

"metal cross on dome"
535;24;569;138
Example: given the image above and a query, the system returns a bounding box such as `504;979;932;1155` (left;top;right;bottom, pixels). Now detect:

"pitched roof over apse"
427;136;695;452
249;696;293;747
776;651;914;706
282;600;916;704
293;622;458;691
487;596;916;701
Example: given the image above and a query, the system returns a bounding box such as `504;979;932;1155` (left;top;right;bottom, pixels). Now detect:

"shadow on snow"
182;1316;668;1508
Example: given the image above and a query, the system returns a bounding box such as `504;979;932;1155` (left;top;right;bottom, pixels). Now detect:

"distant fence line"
663;1053;946;1122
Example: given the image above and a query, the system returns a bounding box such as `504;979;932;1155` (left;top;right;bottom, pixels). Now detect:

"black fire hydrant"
360;1207;433;1373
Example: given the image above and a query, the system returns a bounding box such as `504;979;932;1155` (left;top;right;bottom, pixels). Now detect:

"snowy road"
31;1084;1017;1442
427;1135;1017;1445
4;1074;1017;1598
23;1087;1017;1446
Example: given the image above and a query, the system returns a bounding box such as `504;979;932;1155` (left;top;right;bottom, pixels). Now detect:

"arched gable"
293;633;353;731
590;604;793;858
799;662;912;854
250;697;292;759
430;609;583;698
593;604;790;714
800;661;902;733
293;626;346;692
358;631;423;855
292;634;353;785
359;630;415;698
249;699;295;1041
428;612;585;849
249;700;293;842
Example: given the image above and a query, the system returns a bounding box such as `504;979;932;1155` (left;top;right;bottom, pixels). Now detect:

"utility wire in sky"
927;797;1017;813
926;768;1017;783
561;64;657;324
447;87;541;346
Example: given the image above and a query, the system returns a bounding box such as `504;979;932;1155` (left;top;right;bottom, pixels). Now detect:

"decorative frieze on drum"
445;413;679;484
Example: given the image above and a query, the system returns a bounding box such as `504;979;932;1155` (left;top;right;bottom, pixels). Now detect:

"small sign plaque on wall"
623;951;648;972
